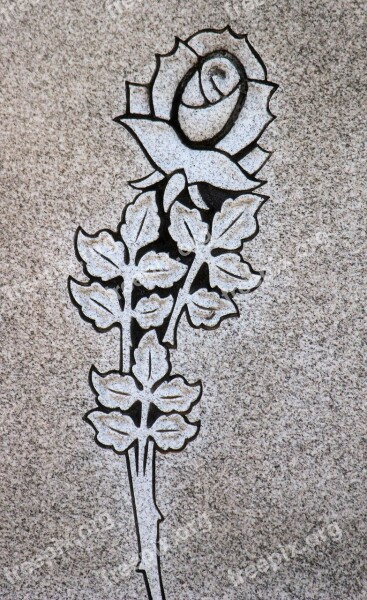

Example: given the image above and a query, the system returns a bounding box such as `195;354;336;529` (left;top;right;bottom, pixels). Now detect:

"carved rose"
71;27;277;600
115;27;277;194
175;53;247;145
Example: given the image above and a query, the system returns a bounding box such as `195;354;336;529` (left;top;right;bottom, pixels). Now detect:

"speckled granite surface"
0;1;366;599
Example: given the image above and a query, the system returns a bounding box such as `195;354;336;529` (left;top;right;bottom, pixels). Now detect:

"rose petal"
152;41;198;120
238;145;271;175
200;56;241;102
187;27;266;81
178;87;241;142
215;81;277;155
126;82;151;116
181;71;205;107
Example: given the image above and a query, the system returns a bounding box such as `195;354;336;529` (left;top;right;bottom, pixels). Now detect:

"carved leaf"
91;369;139;410
210;195;263;251
169;202;209;254
163;172;186;212
208;254;262;293
136;251;187;290
120;191;160;254
151;414;198;451
76;229;126;280
86;410;137;453
133;331;168;387
134;294;173;329
187;288;237;327
69;280;122;330
153;376;201;413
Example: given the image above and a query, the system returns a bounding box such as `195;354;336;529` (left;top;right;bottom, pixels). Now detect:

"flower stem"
163;253;204;346
120;288;165;600
121;273;133;373
127;442;165;600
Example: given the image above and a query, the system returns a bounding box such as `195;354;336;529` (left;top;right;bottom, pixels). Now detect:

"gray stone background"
0;0;366;598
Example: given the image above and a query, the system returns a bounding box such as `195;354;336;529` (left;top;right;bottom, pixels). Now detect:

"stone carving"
69;26;277;600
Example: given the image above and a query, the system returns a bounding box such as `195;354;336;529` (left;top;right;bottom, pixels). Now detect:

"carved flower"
115;27;277;197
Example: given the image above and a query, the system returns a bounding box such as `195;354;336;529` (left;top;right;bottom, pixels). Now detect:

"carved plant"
69;26;277;600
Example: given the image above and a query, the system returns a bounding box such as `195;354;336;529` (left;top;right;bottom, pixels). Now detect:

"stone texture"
0;1;366;599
